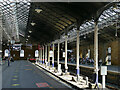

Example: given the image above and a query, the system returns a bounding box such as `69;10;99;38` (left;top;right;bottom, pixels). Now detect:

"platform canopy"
0;1;120;45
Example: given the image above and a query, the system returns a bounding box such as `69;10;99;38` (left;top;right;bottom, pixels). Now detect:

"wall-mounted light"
26;39;28;41
35;8;42;13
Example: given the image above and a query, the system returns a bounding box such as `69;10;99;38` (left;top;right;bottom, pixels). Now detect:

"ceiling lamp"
35;8;42;13
31;22;36;26
29;30;32;33
28;35;30;38
84;35;86;39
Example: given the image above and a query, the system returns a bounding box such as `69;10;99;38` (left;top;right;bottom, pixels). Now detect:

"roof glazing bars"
54;3;120;44
0;0;31;41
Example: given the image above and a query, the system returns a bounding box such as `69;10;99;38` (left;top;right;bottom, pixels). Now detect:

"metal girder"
39;3;74;25
96;2;118;22
31;7;65;30
41;3;75;21
39;8;70;27
40;11;65;28
37;13;65;31
31;13;63;33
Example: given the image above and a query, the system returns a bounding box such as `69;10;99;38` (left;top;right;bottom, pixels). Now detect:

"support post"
48;44;50;66
57;42;60;71
0;9;3;66
52;43;54;68
39;48;40;63
43;46;44;64
76;30;80;78
45;45;47;64
65;35;68;73
102;75;105;88
41;47;43;64
41;48;42;64
94;22;99;87
0;8;2;89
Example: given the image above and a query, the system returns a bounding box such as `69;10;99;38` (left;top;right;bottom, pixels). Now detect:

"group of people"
68;57;103;66
80;58;94;64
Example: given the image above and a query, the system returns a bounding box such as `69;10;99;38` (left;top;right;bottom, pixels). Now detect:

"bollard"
58;64;61;72
100;66;107;88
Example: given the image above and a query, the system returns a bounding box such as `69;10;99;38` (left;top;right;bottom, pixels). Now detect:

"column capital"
65;35;68;38
48;43;51;46
76;30;79;33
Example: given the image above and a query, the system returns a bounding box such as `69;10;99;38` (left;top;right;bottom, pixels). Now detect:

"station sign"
49;51;53;57
63;52;65;57
100;66;107;75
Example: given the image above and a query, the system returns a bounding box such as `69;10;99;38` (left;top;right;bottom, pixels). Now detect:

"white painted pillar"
41;47;42;64
39;48;41;63
76;30;80;76
0;9;3;68
48;44;50;66
52;43;54;67
57;42;60;71
45;45;47;64
43;46;44;64
65;35;68;73
102;75;105;88
94;22;99;85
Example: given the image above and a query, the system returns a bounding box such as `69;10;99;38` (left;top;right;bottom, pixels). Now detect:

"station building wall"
3;45;38;60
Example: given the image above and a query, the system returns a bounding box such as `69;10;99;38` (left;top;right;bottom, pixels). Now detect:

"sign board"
63;52;65;57
108;47;111;53
5;49;9;57
100;66;107;75
88;49;90;58
20;50;24;57
26;44;32;49
49;51;53;57
35;50;39;57
13;44;21;51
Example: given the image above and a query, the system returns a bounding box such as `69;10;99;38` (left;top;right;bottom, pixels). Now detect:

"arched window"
35;50;39;58
4;49;9;57
20;50;24;57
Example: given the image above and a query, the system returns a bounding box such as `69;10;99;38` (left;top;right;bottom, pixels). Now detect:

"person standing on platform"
8;56;10;66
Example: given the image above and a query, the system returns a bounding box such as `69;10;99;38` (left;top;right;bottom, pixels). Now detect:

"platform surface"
2;60;70;89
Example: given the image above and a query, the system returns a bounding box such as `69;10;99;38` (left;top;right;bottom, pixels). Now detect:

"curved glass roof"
0;0;31;41
56;3;120;44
